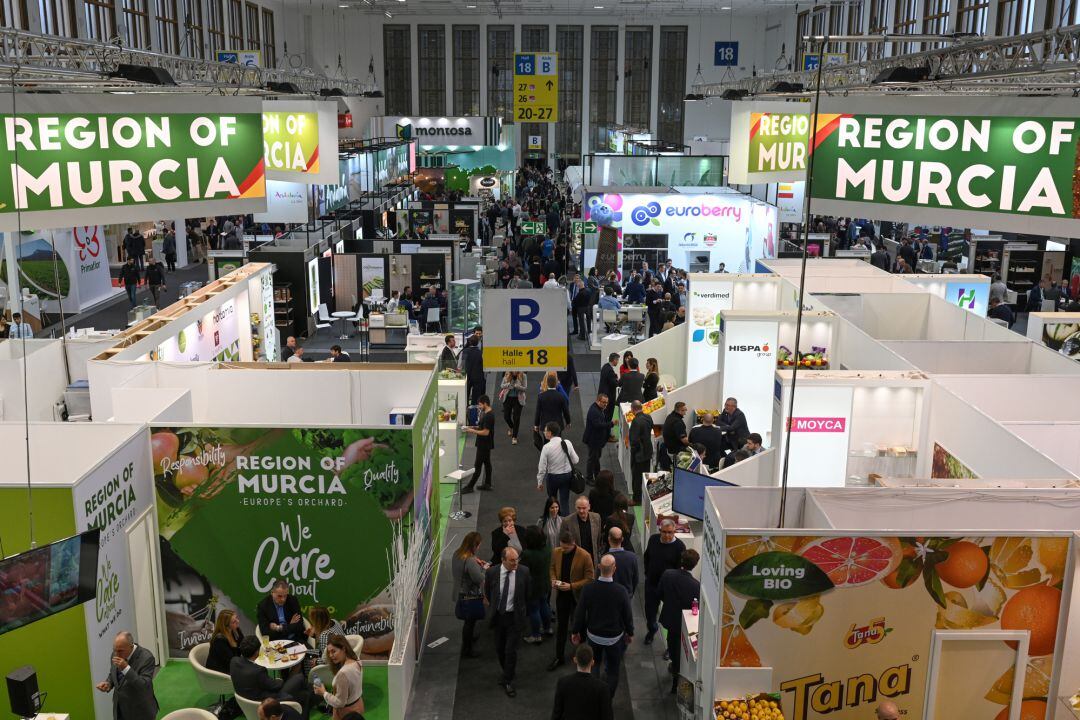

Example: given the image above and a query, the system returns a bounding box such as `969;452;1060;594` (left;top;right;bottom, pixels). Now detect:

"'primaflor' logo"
787;417;847;432
844;617;891;649
956;287;976;308
74;226;101;261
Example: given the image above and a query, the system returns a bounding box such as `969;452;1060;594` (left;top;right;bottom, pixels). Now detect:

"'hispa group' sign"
0;95;266;231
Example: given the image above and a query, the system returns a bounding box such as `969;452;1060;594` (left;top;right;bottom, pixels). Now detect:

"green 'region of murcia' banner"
152;425;413;659
0;95;265;232
808;98;1080;236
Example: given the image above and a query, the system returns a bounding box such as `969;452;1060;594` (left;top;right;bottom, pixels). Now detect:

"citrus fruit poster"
721;533;1071;720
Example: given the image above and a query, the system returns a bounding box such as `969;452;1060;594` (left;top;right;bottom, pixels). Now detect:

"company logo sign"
787;416;847;432
74;225;101;261
956;287;976;308
479;177;497;188
95;555;121;625
395;123;412;141
396;121;473;139
844;617;891;649
630;201;662;226
704;233;717;247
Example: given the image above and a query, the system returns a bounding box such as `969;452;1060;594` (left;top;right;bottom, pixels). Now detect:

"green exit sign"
519;220;545;235
572;220;598;235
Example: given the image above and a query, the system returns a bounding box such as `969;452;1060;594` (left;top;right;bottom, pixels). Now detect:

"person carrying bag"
536;422;583;515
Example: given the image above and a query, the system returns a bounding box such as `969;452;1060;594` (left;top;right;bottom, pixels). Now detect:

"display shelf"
449;279;482;335
273;283;295;328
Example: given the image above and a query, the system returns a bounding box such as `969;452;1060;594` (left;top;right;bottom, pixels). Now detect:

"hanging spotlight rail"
0;27;373;94
701;23;1080;98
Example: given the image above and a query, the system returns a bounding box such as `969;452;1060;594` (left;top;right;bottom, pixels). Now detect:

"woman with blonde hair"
206;608;243;673
451;531;487;658
305;605;345;668
643;357;660;402
314;634;364;718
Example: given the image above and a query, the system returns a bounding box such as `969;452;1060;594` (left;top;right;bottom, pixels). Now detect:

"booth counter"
697;485;1080;720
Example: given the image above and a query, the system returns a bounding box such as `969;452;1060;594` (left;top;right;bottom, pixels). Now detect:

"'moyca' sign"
0;95;266;231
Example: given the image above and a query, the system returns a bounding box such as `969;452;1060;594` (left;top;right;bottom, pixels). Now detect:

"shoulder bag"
454;558;486;621
561;439;586;494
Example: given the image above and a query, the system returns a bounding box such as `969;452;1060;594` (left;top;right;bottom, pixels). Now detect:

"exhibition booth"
823;292;1019;343
696;485;1080;720
904;274;992;316
0;338;69;420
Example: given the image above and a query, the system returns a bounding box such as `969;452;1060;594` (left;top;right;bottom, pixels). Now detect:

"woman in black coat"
490;506;527;564
205;608;244;673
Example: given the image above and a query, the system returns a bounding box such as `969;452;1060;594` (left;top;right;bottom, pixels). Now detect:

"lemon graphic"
177;329;187;353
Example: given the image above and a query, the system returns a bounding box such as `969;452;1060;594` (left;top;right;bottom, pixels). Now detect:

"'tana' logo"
844;617;891;649
395;122;412;141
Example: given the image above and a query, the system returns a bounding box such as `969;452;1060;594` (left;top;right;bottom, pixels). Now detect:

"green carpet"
154;660;389;719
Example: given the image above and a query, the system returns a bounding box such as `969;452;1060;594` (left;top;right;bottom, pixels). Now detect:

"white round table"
332;310;354;339
255;642;306;672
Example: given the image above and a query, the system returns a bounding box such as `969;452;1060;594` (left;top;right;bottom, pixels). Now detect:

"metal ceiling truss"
698;23;1080;98
0;27;371;95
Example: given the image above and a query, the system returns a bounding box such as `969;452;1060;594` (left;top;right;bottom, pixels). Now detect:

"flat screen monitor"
0;528;100;636
672;467;734;521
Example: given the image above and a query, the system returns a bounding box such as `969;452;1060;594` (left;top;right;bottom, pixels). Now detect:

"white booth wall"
0;339;69;420
885;340;1080;375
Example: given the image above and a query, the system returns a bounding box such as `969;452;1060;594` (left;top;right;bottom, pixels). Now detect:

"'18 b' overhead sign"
482;289;567;371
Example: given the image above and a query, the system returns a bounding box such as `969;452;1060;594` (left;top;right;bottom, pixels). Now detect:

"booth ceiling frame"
699;23;1080;98
0;28;371;95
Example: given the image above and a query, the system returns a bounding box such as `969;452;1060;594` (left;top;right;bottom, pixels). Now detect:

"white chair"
236;694;303;720
1041;299;1057;312
161;710;218;720
601;308;619;333
188;643;234;707
624;306;645;341
345;634;364;655
425;306;442;333
309;663;335;689
316;303;333;330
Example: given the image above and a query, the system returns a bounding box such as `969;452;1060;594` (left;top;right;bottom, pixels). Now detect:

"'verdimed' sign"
0;95;266;231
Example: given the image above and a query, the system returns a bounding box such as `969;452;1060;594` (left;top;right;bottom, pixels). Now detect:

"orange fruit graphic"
726;535;808;568
798;536;902;587
721;590;761;668
936;541;989;589
994;699;1047;720
1000;584;1061;656
1035;537;1069;585
883;543;921;589
985;657;1053;705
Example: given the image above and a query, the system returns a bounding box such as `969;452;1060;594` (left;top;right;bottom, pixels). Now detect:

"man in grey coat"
95;631;159;720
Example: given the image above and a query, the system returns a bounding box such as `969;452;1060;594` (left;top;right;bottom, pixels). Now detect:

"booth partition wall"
583;154;727;187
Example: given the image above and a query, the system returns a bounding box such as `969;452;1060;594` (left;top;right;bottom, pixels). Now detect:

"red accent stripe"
749;114;763;140
231;158;265;198
778;192;794;199
808;114;849;155
306;145;320;172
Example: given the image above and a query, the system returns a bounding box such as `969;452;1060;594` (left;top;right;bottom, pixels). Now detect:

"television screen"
0;529;100;636
672;467;734;521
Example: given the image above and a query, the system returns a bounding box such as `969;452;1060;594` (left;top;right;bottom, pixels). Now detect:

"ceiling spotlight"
338;3;347;6
720;5;730;8
720;88;749;101
384;9;392;16
871;63;931;84
320;87;346;96
768;81;805;93
108;63;176;86
594;4;603;7
266;80;301;94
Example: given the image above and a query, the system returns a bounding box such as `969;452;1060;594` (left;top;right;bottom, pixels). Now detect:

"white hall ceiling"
331;0;821;17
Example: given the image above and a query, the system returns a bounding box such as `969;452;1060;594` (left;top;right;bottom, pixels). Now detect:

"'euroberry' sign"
0;95;266;231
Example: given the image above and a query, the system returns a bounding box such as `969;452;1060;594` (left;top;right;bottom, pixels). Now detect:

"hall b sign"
482;289;567;370
513;53;558;123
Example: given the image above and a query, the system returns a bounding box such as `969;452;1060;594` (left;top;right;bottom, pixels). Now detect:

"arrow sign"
545;80;554;91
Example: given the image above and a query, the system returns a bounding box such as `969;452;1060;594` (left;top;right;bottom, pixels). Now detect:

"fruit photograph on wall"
720;534;1070;720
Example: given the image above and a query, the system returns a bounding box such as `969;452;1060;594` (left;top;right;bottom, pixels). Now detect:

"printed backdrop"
721;533;1071;720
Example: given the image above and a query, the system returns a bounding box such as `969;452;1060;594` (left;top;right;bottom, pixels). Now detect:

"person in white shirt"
536;422;579;514
286;347;306;363
7;312;32;339
543;276;561;290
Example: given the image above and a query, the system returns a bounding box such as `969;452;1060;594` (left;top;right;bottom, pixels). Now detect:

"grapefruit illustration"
1000;584;1061;656
994;699;1047;720
936;540;989;589
798;536;902;587
721;590;761;668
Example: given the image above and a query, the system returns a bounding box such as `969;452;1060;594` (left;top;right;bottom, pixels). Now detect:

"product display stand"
445;464;474;520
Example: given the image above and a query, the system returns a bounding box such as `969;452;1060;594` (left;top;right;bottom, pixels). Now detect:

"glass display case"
449;279;482;335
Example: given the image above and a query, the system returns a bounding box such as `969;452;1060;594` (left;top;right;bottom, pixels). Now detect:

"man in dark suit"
659;549;701;694
551;643;614;720
484;546;531;697
230;636;310;716
617;358;645;404
95;631;159;720
534;374;571;434
583;394;614;484
597;353;620;420
644;520;685;645
459;335;485;406
688;412;728;471
607;527;638;598
870;244;890;271
717;396;750;454
627;401;654;505
258;698;302;720
572;554;634;697
437;333;458;372
256;580;305;643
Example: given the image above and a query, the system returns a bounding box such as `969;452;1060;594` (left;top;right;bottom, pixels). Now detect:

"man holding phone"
547;529;595;672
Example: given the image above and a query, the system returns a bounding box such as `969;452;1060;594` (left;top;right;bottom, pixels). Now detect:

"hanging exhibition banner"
157;298;244;362
252;180;309;224
685;276;734;384
262;100;340;185
583;190;777;276
153;425;417;659
721;532;1071;720
721;319;777;447
72;432;154;720
728;101;812;185
1;226;120;313
513;52;559;123
482;289;567;371
0;95;266;231
730;98;1080;235
774;383;853;487
776;181;806;224
376;116;503;147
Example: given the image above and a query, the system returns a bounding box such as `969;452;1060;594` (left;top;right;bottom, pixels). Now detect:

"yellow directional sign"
513;52;558;123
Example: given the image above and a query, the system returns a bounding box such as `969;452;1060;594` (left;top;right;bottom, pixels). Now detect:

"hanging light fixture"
684;64;706;101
